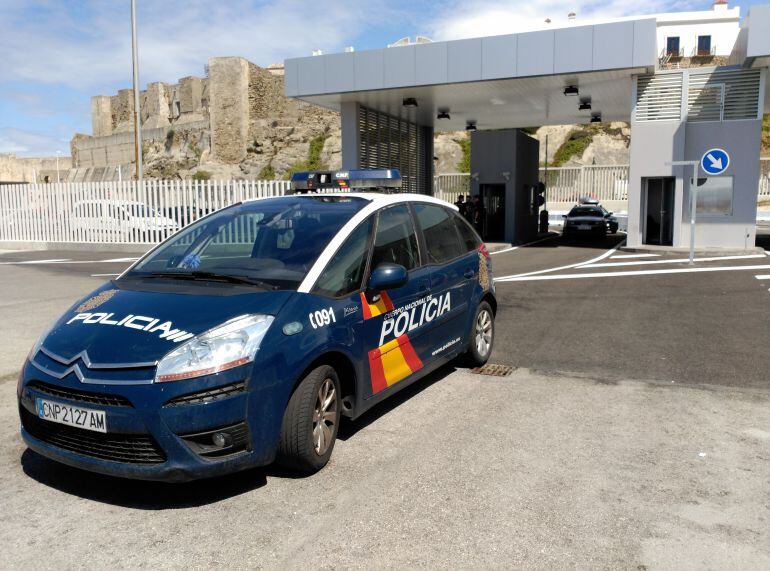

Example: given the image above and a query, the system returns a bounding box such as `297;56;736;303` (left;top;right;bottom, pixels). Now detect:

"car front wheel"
277;365;341;473
464;301;495;367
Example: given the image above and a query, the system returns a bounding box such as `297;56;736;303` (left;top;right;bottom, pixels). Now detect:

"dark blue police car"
18;170;496;481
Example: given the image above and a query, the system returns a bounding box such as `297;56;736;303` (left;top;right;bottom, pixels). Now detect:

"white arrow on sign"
706;153;723;171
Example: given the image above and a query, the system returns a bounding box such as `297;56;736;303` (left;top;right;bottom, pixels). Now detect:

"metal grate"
471;364;515;377
28;381;133;408
21;407;165;464
164;381;247;407
687;68;761;122
635;74;683;122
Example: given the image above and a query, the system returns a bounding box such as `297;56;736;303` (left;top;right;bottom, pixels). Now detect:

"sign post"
667;149;730;265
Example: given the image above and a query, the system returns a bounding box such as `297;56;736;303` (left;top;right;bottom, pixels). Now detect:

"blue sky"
0;0;764;157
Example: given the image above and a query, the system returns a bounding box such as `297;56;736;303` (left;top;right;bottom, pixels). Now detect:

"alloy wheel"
475;309;493;357
312;378;337;455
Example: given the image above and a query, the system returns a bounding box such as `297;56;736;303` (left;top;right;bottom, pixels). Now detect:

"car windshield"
123;195;368;290
568;207;603;217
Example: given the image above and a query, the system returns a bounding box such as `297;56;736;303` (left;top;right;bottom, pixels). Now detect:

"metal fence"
0;179;289;244
761;158;770;199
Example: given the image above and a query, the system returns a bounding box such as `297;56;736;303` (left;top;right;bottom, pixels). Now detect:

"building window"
692;177;733;216
696;35;712;56
666;37;680;57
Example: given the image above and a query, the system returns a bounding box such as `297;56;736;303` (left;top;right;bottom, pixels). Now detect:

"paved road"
1;230;769;568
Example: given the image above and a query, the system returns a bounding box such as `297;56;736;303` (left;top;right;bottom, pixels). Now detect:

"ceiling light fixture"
590;113;602;123
466;121;477;131
563;85;579;96
437;109;450;120
578;99;592;111
402;97;418;108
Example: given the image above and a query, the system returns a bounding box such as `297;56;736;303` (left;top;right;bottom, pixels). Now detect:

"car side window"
312;217;374;298
370;205;419;271
452;210;482;253
413;203;464;263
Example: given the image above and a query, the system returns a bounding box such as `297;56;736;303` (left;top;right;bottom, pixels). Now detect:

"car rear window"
568;207;603;217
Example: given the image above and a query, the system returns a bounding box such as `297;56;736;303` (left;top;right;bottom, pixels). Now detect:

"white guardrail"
0;160;768;245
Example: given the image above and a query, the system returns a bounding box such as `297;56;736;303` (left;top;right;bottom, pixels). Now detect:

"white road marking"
489;234;558;256
0;258;71;265
91;273;120;277
495;240;625;281
609;253;661;259
755;275;770;280
496;264;770;282
582;254;766;269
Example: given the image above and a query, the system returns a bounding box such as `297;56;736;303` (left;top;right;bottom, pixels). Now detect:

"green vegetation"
762;114;769;155
192;170;212;181
165;128;175;151
455;137;471;172
552;129;594;166
284;133;328;179
258;162;276;179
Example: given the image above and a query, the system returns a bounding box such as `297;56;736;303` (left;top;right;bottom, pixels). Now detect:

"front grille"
164;381;247;407
21;407;165;464
28;381;133;408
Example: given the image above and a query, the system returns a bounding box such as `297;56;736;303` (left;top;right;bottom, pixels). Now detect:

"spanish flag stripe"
398;334;424;372
368;347;388;394
380;344;413;387
380;291;395;311
360;292;373;320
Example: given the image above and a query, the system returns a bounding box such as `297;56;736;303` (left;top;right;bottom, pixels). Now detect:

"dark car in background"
562;205;618;238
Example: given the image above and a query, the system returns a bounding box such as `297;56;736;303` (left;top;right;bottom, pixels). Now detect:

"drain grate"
471;363;515;377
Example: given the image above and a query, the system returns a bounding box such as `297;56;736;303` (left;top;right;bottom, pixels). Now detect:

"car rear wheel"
462;301;495;367
277;365;341;473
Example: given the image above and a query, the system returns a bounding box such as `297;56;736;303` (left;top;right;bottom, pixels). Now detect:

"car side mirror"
368;263;408;292
561;215;567;218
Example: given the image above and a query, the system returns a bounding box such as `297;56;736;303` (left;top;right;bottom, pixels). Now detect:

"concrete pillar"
91;96;113;137
209;57;250;163
340;101;361;170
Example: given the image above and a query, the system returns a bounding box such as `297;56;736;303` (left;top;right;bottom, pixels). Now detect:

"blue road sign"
701;148;730;175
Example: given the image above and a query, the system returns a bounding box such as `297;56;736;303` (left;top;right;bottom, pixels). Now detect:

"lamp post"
131;0;143;182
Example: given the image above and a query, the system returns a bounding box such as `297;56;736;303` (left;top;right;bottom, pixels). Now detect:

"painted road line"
755;275;770;280
496;264;770;282
495;240;625;281
0;258;71;265
609;253;661;259
489;234;558;256
582;254;766;269
91;273;121;277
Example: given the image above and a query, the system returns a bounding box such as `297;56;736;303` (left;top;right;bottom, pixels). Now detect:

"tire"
277;365;341;474
463;301;495;367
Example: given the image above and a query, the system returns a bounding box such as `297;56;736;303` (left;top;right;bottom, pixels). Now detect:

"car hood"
38;282;294;365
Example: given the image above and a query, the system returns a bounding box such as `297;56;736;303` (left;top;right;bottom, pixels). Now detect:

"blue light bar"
290;169;402;193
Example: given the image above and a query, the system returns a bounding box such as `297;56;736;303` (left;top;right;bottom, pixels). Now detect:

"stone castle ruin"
69;57;341;182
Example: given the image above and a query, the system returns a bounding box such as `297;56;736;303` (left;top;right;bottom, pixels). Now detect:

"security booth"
469;130;540;244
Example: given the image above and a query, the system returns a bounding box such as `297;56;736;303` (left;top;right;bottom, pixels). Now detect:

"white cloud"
425;0;701;40
0;0;388;92
0;128;68;156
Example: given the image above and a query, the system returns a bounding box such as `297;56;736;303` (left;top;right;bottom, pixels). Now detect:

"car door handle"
464;269;475;279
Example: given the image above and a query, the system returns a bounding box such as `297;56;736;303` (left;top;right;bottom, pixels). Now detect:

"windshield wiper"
131;271;278;290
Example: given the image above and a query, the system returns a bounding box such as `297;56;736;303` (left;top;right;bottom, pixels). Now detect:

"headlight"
155;314;274;383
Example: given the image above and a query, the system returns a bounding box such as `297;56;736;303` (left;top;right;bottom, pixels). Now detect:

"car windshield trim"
126;270;280;290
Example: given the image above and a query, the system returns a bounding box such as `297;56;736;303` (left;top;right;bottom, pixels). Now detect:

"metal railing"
0;179;289;244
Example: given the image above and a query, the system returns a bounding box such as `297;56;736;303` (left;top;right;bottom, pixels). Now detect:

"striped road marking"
609;253;661;259
582;254;766;269
496;264;770;282
755;275;770;280
494;240;625;281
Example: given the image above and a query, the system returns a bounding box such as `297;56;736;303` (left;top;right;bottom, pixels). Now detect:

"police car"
17;169;496;481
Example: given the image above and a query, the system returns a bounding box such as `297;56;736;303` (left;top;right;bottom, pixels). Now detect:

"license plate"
36;399;107;433
578;224;591;230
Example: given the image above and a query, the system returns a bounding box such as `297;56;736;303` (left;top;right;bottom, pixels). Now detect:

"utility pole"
130;0;143;182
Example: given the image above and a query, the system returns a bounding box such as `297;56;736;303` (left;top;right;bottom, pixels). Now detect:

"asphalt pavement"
1;229;769;568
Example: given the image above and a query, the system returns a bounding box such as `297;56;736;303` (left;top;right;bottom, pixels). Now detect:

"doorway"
643;177;674;246
479;184;505;242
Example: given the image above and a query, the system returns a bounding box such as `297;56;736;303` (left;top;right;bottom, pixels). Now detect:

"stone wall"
208;57;251;164
0;153;73;183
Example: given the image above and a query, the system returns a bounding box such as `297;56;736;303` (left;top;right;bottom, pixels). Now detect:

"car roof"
243;192;458;211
